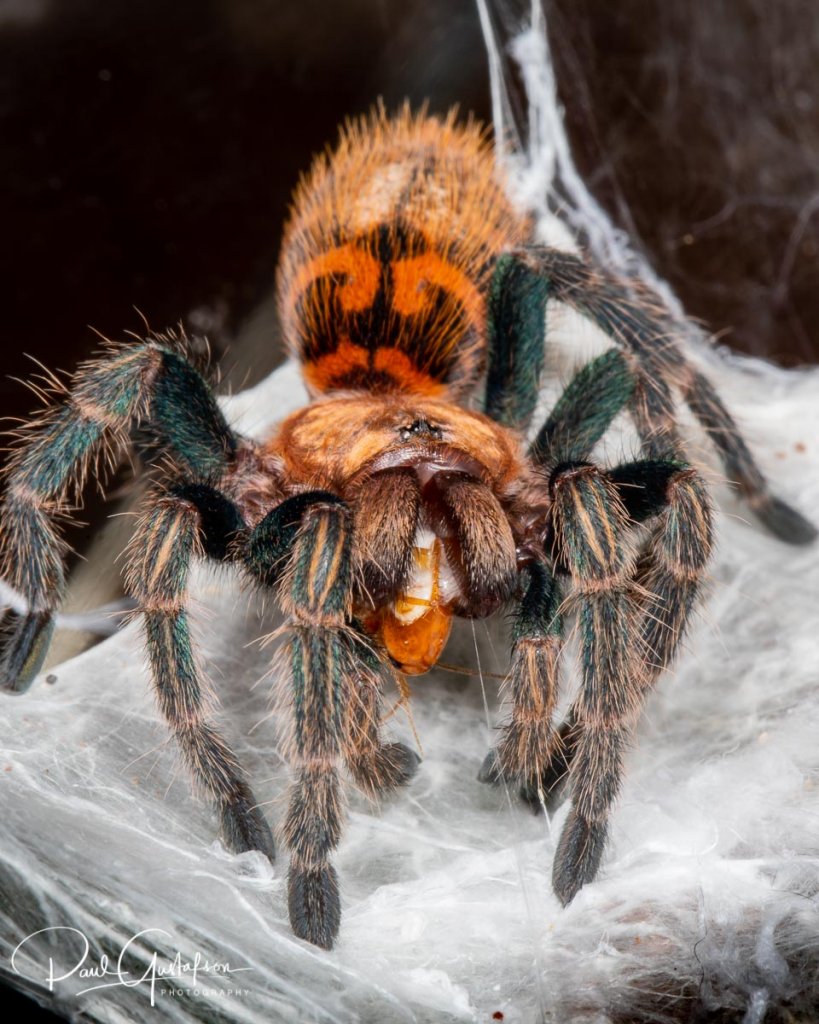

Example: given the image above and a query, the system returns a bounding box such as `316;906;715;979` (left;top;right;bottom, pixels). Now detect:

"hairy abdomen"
277;106;530;398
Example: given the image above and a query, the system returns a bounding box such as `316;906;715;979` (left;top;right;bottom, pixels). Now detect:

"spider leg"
484;247;816;543
283;500;355;949
477;559;564;802
611;460;714;682
245;493;355;949
528;352;713;797
548;461;641;905
342;631;421;797
0;340;238;691
245;489;422;805
479;350;633;806
126;489;276;862
529;347;636;466
678;367;815;542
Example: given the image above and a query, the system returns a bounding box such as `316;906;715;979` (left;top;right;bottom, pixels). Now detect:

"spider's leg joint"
243;490;344;590
171;483;246;561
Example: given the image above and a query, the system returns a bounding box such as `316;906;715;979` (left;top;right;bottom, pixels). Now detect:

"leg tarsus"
479;719;574;813
518;717;578;812
552;809;608;906
373;742;421;790
288;862;341;950
220;784;276;863
752;493;817;545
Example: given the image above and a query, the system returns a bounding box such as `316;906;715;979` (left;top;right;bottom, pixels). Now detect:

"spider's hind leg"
678;366;816;543
488;246;816;544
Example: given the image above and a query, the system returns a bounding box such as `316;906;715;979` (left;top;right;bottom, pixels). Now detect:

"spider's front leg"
481;350;636;811
530;359;712;899
244;487;421;948
127;489;276;861
477;559;565;804
281;499;357;949
0;340;236;691
548;462;642;903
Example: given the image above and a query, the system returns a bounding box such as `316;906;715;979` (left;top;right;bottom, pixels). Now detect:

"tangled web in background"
2;3;819;1022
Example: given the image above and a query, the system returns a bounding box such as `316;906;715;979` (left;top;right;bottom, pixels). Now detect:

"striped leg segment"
612;461;714;683
343;631;421;798
0;340;239;692
277;500;354;950
126;494;275;862
549;462;641;905
245;492;417;946
245;489;420;795
478;560;564;805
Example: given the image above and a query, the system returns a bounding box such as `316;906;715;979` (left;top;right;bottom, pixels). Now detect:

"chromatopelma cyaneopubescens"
1;107;815;949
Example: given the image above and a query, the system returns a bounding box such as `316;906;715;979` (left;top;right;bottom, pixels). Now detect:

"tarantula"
1;108;814;950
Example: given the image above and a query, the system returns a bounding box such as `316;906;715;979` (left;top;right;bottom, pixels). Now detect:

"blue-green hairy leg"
483;253;550;430
508;245;815;544
478;560;565;805
532;332;714;696
548;462;641;906
272;500;355;950
529;348;635;468
0;340;238;693
610;460;714;686
126;494;275;862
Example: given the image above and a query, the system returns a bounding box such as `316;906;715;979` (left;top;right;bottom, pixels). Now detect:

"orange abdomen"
277;106;530;399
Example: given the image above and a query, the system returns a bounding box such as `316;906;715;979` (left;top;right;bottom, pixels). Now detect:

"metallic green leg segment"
478;560;565;807
278;502;353;950
483;253;550;429
127;494;275;863
530;349;635;467
0;341;240;693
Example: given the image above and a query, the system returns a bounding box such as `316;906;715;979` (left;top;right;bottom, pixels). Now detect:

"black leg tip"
552;809;608;906
288;863;340;950
351;742;421;795
378;742;421;789
477;749;502;785
524;744;572;813
756;495;817;545
221;793;276;864
0;610;55;694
